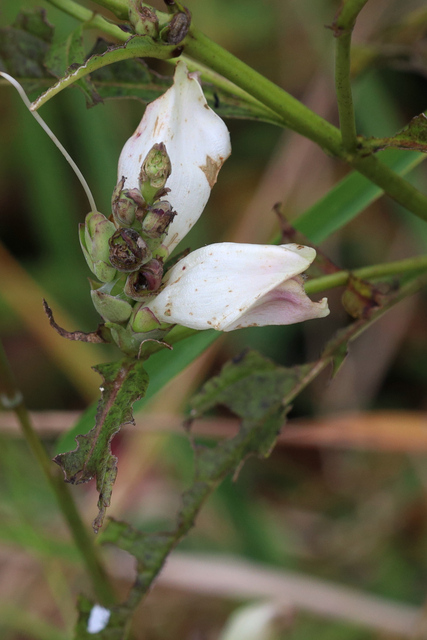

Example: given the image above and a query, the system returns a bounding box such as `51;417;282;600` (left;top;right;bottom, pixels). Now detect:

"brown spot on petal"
199;155;222;188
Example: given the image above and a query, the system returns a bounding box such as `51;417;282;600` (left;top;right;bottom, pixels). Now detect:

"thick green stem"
333;0;369;151
335;32;357;152
0;342;115;607
183;29;343;156
183;27;427;222
305;254;427;295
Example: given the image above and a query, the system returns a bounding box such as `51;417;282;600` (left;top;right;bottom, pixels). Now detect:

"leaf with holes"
54;358;149;532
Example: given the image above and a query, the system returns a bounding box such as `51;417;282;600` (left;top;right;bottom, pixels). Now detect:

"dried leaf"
367;113;427;153
54;358;149;532
342;274;384;319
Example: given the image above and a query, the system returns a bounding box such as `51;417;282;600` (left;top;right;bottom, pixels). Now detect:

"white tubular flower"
118;60;231;253
143;243;329;331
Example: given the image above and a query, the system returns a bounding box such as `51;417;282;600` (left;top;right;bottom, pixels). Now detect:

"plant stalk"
0;341;115;607
333;0;369;152
305;254;427;295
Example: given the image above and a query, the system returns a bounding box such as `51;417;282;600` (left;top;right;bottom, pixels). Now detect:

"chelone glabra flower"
133;243;329;332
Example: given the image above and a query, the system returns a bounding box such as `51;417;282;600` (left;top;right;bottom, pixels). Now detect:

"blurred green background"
2;0;427;638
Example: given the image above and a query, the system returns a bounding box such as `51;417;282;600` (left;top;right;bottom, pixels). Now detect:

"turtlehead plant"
80;61;328;352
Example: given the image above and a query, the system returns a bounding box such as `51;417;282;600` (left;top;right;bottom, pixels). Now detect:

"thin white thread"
0;72;98;212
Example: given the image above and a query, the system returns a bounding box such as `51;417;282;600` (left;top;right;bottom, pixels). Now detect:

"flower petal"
118;61;231;253
145;242;329;331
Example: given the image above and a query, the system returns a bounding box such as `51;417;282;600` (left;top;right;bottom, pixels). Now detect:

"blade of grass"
294;149;423;242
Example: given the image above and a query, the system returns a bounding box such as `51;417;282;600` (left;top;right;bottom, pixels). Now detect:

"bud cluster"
80;143;176;354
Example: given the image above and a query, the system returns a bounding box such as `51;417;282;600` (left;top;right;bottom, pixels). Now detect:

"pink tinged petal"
117;61;231;253
145;243;329;331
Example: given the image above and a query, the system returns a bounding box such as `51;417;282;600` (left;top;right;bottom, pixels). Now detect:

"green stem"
305;253;427;295
44;0;128;40
184;28;343;156
183;27;427;223
333;0;369;151
0;342;115;607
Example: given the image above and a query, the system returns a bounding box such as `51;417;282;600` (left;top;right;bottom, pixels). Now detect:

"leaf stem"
333;0;369;152
0;341;115;607
305;253;427;295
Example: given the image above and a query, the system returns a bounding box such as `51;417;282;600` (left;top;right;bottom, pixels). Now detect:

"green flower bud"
108;228;152;272
112;178;146;227
91;289;133;323
130;303;170;333
142;200;176;239
124;258;164;300
129;1;160;37
139;143;171;203
79;213;117;283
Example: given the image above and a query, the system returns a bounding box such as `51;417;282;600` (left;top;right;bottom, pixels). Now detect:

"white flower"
142;243;329;331
118;60;231;254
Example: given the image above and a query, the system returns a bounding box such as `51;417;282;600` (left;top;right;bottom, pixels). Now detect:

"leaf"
0;8;54;96
54;358;149;532
341;274;384;319
45;25;101;108
366;113;427;153
79;350;312;638
54;328;219;456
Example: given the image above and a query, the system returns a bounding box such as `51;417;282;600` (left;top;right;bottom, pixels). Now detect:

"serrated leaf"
45;25;101;108
54;358;149;532
0;8;54;96
367;113;427;153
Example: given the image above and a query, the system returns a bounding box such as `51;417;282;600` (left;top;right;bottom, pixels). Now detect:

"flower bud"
161;9;191;44
124;258;164;300
142;200;176;238
108;228;152;272
112;180;146;227
79;212;117;283
139;143;171;203
91;289;133;323
129;1;160;38
130;304;170;334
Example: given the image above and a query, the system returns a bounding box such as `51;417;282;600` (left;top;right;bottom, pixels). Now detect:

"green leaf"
295;148;424;243
55;329;219;455
0;8;54;96
45;25;101;108
54;358;149;532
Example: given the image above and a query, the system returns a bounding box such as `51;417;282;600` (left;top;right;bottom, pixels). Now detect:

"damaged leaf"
54;358;149;533
78;350;313;638
342;274;384;319
45;25;101;108
365;113;427;154
0;8;54;96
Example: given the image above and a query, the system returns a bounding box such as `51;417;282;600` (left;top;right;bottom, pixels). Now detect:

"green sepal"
91;289;133;323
